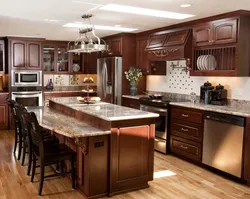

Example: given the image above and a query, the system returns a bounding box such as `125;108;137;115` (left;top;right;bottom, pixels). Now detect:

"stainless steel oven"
140;104;167;154
11;70;42;87
12;91;43;106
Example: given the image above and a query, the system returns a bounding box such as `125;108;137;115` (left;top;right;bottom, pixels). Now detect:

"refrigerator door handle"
103;62;107;98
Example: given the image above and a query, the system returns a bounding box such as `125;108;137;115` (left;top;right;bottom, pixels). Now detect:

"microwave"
11;70;42;87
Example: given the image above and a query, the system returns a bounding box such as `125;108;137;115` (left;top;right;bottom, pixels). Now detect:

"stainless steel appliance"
140;104;167;153
97;57;122;105
202;112;245;177
139;97;188;154
11;86;43;106
11;70;42;87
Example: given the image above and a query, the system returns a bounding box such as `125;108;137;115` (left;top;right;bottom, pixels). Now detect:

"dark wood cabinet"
83;52;97;74
103;36;122;56
0;94;9;130
10;39;43;70
149;61;166;75
193;24;212;46
122;97;140;109
169;105;204;162
136;37;149;73
146;34;166;49
212;19;238;45
0;40;5;74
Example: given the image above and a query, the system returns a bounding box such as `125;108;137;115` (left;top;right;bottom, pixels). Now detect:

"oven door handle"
12;92;42;95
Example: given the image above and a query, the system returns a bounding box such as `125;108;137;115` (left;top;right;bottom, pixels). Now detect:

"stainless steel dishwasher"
202;112;245;178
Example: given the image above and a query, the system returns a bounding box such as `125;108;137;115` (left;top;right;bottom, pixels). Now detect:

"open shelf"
191;46;237;76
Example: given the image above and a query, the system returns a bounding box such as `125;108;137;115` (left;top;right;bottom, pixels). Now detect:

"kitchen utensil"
143;92;163;100
72;64;80;72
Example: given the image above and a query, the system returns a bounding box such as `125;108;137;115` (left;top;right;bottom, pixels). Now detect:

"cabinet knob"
181;145;188;149
182;114;189;117
181;128;189;132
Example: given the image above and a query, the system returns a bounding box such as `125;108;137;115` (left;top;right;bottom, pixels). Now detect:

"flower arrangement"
124;67;143;84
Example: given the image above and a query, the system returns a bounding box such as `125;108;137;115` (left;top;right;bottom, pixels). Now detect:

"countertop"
170;101;250;117
49;97;159;121
44;90;96;94
26;106;110;138
122;95;148;100
0;92;9;95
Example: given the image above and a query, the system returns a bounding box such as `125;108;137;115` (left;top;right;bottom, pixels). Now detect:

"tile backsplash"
147;60;250;101
44;74;97;87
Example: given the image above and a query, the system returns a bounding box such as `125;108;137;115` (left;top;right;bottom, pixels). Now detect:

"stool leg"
17;134;22;160
27;144;32;175
13;130;18;154
21;141;26;166
71;155;75;189
31;154;36;183
38;159;45;196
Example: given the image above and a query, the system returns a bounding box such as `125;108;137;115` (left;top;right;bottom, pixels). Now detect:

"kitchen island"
29;97;158;199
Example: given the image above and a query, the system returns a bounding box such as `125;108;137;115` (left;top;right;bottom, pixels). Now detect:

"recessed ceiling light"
63;23;137;32
180;4;192;8
99;4;195;19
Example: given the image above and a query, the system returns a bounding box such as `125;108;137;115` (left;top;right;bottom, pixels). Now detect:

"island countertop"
49;97;159;121
26;106;111;138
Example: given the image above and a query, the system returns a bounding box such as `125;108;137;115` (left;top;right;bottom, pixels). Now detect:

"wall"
146;60;250;100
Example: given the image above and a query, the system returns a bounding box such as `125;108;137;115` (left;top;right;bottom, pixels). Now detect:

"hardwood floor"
1;130;250;199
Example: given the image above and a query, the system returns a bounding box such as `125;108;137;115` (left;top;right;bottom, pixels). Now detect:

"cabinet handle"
182;114;189;117
181;128;189;132
181;145;188;149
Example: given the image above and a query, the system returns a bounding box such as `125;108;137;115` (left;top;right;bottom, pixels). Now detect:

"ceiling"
0;0;250;40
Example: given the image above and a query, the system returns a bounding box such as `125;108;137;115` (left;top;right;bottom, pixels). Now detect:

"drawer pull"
181;128;189;132
181;145;188;149
182;114;189;117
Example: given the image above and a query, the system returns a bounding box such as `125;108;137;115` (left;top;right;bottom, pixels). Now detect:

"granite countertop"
44;90;97;94
49;97;159;121
26;106;110;138
170;101;250;117
122;95;148;100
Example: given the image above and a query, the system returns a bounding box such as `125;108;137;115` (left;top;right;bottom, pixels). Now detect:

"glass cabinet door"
0;41;5;74
57;47;69;72
71;53;83;73
43;45;55;72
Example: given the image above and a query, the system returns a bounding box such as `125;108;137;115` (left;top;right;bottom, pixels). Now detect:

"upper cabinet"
10;39;43;70
0;40;5;74
101;35;122;56
193;19;238;47
191;16;250;76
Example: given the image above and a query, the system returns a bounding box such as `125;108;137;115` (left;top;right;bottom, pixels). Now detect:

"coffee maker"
200;81;214;101
211;84;227;105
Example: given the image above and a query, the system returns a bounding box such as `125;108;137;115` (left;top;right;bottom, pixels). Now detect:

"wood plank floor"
1;130;250;199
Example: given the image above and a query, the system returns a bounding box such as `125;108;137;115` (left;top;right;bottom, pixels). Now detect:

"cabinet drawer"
170;119;203;142
171;106;203;124
170;135;201;162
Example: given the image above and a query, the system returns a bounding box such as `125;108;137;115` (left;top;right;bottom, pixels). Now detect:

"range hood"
145;28;192;61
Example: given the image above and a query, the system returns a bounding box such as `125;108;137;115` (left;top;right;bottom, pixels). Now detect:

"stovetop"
139;97;189;108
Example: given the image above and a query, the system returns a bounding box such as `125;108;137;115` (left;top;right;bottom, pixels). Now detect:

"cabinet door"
11;40;26;69
84;52;97;74
212;19;238;45
163;30;189;46
0;104;8;130
136;38;149;73
27;42;42;69
0;40;5;74
43;44;56;72
57;46;69;72
193;24;212;46
149;61;166;75
110;38;122;55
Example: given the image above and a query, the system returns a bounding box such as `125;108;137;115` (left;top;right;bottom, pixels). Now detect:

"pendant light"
68;14;108;53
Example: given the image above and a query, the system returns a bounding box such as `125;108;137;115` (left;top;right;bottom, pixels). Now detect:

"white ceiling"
0;0;250;40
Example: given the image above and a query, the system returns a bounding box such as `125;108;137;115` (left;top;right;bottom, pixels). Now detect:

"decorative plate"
72;64;80;72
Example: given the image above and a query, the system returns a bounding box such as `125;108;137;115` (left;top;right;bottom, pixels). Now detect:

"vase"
130;82;138;96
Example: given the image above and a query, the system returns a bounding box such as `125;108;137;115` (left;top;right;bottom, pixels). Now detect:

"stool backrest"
8;100;22;135
27;112;44;157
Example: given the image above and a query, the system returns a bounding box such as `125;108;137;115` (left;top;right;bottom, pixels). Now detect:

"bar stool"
8;100;22;160
27;112;76;196
17;105;59;176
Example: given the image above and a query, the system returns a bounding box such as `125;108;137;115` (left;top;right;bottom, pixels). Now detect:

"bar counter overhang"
28;97;158;199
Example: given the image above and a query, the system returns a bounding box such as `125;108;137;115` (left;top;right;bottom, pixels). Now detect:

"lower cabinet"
0;94;9;130
122;97;140;109
169;105;204;162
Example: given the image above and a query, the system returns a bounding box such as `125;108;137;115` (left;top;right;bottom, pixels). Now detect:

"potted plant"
124;67;143;96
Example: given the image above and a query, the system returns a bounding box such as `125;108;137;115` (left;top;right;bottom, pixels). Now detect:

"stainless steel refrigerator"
97;57;122;105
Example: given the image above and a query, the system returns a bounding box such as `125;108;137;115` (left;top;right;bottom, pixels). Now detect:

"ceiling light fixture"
67;14;108;53
115;24;122;27
63;23;137;32
99;4;195;19
180;4;192;8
